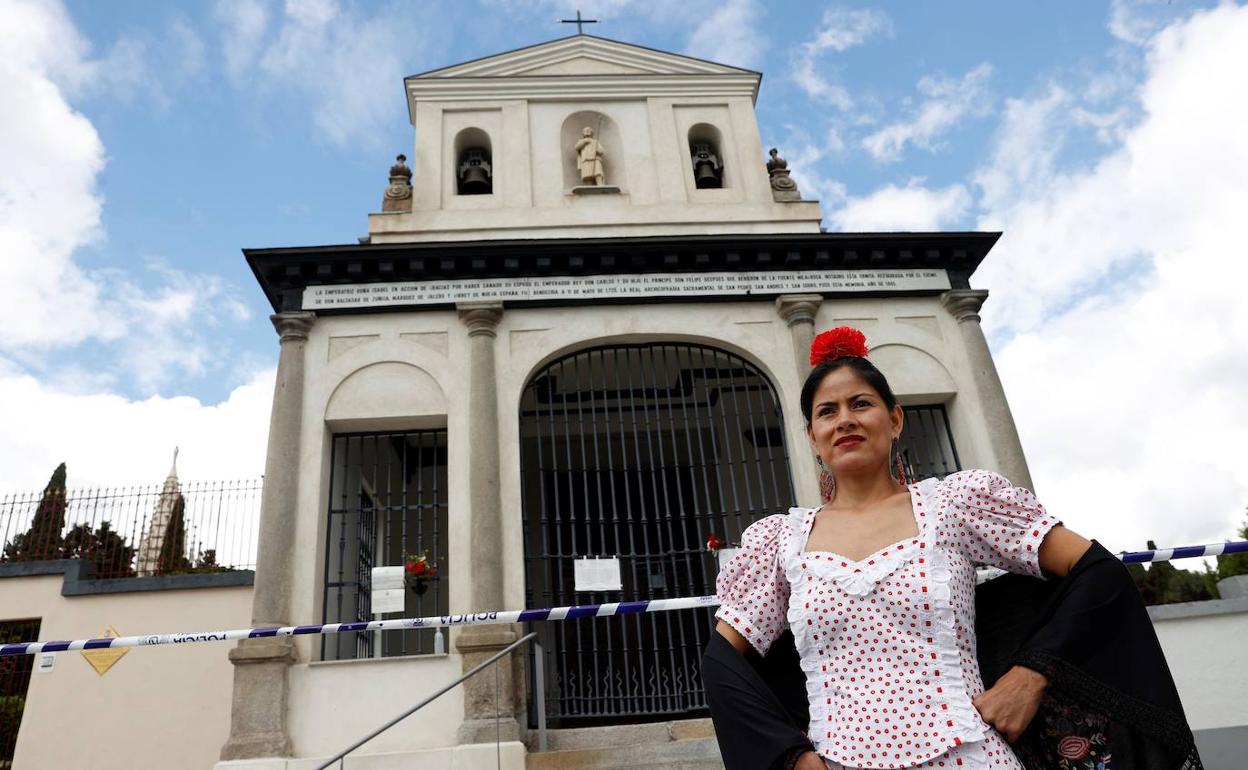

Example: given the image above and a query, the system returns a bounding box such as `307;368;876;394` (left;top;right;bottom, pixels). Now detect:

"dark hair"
800;356;899;425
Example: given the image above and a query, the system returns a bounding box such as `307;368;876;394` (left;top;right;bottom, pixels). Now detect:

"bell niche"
454;127;493;195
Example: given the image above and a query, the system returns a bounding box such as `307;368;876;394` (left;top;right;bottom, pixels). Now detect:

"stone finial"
767;147;801;201
382;153;413;212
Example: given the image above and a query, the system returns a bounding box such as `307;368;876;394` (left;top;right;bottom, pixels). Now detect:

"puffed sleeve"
940;470;1062;579
714;514;790;655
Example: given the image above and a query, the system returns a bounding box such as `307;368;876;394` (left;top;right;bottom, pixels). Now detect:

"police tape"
2;540;1245;657
0;596;721;656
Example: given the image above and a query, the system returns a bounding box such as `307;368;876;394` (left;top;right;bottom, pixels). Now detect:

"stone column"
220;311;314;761
775;294;823;380
940;290;1035;491
776;294;823;503
453;301;520;743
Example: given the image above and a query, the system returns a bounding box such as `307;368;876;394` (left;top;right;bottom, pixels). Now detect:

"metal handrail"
313;631;540;770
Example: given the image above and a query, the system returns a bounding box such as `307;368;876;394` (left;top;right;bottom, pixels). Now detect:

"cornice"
245;232;999;314
405;73;761;105
408;34;756;80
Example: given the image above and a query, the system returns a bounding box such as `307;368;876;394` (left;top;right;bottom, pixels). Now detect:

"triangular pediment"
409;35;757;80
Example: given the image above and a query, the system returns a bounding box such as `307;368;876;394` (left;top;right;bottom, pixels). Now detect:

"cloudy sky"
2;0;1245;559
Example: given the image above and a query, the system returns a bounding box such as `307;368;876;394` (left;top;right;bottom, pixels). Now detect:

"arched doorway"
519;342;795;726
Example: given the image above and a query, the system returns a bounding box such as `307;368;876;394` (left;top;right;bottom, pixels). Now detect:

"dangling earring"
816;455;834;502
890;438;908;486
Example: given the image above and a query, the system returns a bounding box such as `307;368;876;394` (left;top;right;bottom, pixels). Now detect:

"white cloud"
212;0;437;147
805;5;892;53
683;0;767;71
216;0;270;79
0;0;251;399
862;63;994;162
0;0;117;349
828;180;971;232
791;6;891;108
0;367;275;492
1108;0;1191;45
977;3;1248;552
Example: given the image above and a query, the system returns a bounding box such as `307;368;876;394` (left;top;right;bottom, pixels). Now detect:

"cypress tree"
155;494;191;574
3;463;68;562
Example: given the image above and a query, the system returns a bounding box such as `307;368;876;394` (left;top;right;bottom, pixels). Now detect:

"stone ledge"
229;638;297;665
1147;595;1248;621
0;558;254;595
525;718;714;753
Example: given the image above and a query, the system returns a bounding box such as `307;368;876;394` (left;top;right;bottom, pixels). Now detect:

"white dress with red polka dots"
714;470;1061;770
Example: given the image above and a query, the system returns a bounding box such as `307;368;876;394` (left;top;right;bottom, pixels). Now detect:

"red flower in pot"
404;550;439;595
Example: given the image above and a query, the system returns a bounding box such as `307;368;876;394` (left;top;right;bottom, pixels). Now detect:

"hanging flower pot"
404;550;438;596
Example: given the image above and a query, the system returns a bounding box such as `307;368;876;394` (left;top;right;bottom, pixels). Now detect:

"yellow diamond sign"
81;625;127;676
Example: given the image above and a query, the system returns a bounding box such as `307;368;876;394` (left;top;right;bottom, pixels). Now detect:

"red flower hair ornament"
810;326;870;366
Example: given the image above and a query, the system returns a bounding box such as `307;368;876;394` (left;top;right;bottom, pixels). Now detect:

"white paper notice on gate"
574;557;622;592
371;566;407;614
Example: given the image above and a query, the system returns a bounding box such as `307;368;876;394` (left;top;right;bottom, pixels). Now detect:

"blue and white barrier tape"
3;540;1245;657
0;596;720;657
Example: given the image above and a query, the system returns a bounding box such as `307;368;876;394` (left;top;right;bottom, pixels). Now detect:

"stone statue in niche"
382;154;413;212
766;147;801;201
691;142;723;189
574;126;606;185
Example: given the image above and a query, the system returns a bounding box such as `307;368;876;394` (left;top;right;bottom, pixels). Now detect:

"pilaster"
940;290;1034;491
220;310;314;761
454;301;521;742
775;293;823;379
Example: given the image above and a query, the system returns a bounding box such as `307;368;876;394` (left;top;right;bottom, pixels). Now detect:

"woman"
703;327;1202;770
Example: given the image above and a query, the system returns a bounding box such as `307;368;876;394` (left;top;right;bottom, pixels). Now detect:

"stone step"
525;719;723;770
525;737;723;770
527;718;716;752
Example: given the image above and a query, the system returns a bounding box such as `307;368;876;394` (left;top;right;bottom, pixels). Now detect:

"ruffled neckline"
787;483;926;597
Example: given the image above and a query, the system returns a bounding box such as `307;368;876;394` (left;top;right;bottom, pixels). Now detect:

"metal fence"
0;618;40;768
0;480;262;579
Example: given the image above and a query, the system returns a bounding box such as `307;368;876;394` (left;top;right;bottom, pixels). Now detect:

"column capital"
457;301;504;338
775;294;823;328
270;311;316;343
940;289;989;324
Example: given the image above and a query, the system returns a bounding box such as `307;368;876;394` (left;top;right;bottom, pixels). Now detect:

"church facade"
218;35;1034;768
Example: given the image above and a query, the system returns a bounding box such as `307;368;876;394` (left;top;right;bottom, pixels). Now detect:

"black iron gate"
1;618;41;767
322;430;449;661
519;343;795;726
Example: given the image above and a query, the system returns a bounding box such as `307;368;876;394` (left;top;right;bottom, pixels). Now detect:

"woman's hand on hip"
971;665;1047;743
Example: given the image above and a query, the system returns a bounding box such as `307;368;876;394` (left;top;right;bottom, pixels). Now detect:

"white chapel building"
217;33;1031;769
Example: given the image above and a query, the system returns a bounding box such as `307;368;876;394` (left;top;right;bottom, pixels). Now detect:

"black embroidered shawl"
702;540;1204;770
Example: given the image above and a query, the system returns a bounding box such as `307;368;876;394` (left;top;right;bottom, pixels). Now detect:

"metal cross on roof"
558;9;598;35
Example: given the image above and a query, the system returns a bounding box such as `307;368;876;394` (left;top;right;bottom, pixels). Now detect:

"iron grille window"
1;618;41;766
520;343;795;726
898;405;962;481
322;430;448;661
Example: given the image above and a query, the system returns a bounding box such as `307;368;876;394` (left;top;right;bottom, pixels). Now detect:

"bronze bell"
691;142;722;189
695;161;722;188
458;148;493;195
